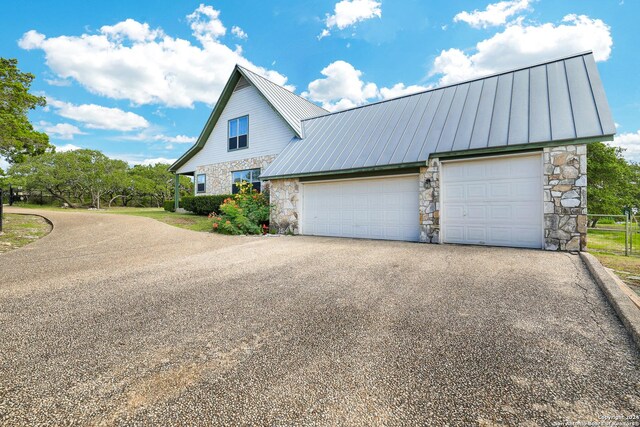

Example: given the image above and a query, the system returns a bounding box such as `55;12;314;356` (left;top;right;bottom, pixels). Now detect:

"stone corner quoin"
543;144;587;251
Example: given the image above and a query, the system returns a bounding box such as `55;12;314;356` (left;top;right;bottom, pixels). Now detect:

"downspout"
174;174;180;211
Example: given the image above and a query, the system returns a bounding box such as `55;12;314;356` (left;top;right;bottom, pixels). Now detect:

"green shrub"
181;194;232;216
210;182;270;235
163;200;175;212
598;217;616;224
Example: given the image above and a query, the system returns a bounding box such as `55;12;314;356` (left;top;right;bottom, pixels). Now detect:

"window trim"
196;173;206;194
231;168;261;194
227;115;249;152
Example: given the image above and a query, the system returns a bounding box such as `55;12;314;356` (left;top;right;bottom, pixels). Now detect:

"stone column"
419;158;441;243
269;178;300;234
543;144;587;251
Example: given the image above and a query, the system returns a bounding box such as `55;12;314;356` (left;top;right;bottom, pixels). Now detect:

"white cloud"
41;122;87;140
187;4;226;44
615;131;640;162
379;83;431;100
454;0;530;29
304;60;433;111
17;30;45;49
138;157;177;166
122;132;197;144
431;14;613;85
101;19;163;42
48;98;149;131
303;60;378;111
231;26;247;40
45;77;71;87
110;153;177;166
55;143;81;152
319;0;382;39
18;5;291;108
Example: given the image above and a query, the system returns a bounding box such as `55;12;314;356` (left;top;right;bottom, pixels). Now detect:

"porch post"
174;174;180;211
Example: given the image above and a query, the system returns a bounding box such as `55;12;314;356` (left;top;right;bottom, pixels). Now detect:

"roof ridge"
236;65;328;113
300;51;595;122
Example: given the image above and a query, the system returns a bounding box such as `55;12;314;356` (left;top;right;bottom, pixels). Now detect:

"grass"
97;207;213;232
0;213;52;254
587;228;640;253
590;252;640;296
11;204;213;233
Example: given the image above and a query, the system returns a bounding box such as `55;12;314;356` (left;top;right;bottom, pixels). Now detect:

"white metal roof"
261;52;615;179
237;66;328;137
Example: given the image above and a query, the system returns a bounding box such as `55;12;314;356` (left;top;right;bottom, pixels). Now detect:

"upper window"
232;168;260;194
196;174;206;193
228;116;248;151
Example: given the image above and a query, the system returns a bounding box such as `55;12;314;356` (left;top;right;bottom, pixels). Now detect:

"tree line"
0;57;191;209
1;56;638;215
4;149;192;209
587;142;640;221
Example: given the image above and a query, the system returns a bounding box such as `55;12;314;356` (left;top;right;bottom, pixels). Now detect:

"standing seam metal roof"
237;66;328;137
168;64;328;173
261;52;615;179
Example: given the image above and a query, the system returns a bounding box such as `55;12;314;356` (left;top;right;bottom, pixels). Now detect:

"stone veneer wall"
543;144;587;251
269;178;300;234
195;155;276;195
419;158;441;243
268;146;587;252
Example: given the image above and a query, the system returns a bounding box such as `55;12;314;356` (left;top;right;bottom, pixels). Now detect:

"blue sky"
1;0;638;169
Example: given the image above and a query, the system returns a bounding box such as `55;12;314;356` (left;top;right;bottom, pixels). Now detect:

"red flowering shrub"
209;181;270;235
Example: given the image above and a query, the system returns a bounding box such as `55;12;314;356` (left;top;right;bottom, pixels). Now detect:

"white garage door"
301;175;419;241
442;154;543;248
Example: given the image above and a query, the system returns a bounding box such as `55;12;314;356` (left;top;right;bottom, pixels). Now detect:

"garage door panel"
467;183;487;199
488;205;511;220
467;227;487;242
467;205;487;220
443;155;542;248
489;182;510;198
302;175;419;242
489;227;511;243
445;184;465;199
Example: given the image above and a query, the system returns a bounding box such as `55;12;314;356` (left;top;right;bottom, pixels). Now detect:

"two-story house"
169;52;616;251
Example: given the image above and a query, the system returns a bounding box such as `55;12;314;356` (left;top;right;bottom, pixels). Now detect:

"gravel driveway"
1;208;638;426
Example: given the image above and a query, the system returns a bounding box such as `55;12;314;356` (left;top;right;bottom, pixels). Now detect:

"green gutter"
432;135;613;159
262;162;426;181
264;136;613;180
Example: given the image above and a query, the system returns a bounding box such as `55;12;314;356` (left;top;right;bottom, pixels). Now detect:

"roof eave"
261;161;426;180
432;135;614;159
261;134;614;179
236;67;305;139
169;67;242;173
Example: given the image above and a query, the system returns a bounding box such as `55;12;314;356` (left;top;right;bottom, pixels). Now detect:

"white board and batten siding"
176;84;296;174
301;175;420;242
441;154;543;249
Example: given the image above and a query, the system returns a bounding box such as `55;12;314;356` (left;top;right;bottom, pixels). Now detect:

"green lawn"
11;204;213;233
587;228;640;253
0;213;52;253
590;252;640;296
97;207;213;232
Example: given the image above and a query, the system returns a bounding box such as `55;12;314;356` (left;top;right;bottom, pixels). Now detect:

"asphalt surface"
1;207;638;426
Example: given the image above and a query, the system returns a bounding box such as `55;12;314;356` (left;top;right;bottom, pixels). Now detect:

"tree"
75;150;128;209
8;149;127;208
587;142;634;226
0;58;52;164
